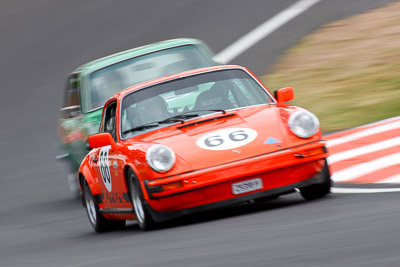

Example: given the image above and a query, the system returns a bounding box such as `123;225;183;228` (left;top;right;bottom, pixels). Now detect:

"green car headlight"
288;110;320;138
146;145;176;173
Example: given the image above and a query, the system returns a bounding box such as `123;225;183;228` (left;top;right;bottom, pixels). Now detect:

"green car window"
89;45;212;111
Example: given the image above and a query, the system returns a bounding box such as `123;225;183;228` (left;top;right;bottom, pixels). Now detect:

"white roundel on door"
99;145;112;192
196;128;258;151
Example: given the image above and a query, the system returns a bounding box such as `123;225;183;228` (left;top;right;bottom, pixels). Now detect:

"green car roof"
74;38;216;77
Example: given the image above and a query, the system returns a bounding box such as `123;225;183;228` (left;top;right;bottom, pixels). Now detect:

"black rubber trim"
94;194;103;204
145;180;162;193
145;169;326;223
176;113;235;129
100;208;133;214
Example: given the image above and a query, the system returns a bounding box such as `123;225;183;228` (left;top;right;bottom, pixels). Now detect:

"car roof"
110;65;247;102
74;38;215;77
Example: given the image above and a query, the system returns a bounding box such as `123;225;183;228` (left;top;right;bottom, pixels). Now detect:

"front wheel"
83;180;125;233
128;170;157;231
299;160;332;201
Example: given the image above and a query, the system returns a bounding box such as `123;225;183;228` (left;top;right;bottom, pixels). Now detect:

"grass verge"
262;1;400;131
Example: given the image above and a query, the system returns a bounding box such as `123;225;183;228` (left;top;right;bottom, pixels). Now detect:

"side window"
60;74;80;118
101;102;117;141
64;74;80;107
232;79;272;106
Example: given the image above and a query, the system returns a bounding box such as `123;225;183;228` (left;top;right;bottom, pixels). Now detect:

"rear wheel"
128;169;157;231
83;180;125;232
299;160;332;201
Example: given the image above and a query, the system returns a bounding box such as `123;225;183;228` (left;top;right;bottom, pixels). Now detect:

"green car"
58;38;218;195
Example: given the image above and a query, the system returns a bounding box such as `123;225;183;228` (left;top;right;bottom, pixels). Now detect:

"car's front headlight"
146;144;176;173
288;110;320;138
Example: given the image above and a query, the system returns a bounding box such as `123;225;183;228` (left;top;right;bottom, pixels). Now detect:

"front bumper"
144;140;328;221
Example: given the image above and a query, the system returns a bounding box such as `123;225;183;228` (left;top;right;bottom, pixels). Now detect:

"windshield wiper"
122;110;227;135
158;114;199;124
122;123;160;135
185;109;226;115
157;109;227;124
122;114;199;135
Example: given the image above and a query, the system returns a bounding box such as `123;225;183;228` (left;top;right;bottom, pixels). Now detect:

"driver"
137;96;170;123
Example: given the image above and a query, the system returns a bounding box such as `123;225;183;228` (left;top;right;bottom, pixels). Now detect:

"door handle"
92;157;98;162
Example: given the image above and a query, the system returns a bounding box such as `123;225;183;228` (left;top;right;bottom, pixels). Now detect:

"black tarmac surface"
1;1;399;266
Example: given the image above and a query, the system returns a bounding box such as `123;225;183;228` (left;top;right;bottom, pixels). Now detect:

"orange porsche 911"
79;65;331;232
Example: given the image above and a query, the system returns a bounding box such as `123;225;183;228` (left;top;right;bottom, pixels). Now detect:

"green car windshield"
89;45;212;110
120;69;275;139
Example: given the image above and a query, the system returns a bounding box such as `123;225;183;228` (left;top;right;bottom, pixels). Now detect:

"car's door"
58;74;89;191
93;102;131;209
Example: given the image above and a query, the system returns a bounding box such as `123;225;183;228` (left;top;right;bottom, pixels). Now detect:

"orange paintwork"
88;133;116;150
78;65;329;222
275;87;294;105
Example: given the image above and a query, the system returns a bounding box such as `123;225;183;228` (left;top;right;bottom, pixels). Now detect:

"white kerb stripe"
376;174;400;184
328;136;400;165
331;152;400;182
327;120;400;147
214;0;321;64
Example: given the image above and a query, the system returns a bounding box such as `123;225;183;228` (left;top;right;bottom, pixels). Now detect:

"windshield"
120;69;274;139
88;45;213;110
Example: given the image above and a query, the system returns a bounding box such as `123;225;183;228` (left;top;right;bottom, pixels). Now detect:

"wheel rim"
85;185;97;225
131;178;145;224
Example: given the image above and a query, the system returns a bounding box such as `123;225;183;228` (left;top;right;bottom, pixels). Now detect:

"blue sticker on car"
264;137;281;144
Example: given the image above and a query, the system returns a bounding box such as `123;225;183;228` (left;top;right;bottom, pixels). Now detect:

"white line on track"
214;0;321;64
332;187;400;194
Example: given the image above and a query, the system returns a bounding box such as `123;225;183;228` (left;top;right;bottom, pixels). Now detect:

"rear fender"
79;158;101;196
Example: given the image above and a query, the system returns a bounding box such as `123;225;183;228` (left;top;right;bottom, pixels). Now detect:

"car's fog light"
161;181;183;191
306;147;326;157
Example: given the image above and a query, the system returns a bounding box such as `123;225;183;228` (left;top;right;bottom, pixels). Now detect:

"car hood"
132;105;315;171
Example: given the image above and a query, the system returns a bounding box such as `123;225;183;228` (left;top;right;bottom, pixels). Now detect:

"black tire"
83;180;126;233
299;160;332;201
127;169;157;231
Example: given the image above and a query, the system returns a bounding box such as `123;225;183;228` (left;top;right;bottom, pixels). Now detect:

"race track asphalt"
0;1;399;266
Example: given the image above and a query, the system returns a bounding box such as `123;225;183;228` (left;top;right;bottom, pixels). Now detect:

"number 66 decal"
99;145;112;192
196;128;258;150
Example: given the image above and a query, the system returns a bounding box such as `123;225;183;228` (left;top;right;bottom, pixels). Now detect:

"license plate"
232;178;263;195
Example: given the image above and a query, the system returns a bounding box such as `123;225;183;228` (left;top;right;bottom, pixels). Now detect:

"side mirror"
87;133;116;150
60;105;81;119
274;87;294;105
